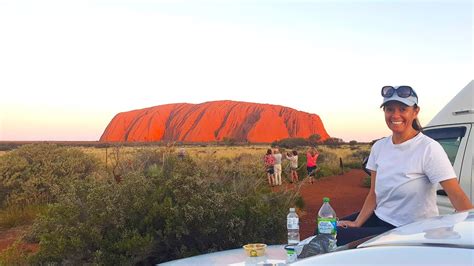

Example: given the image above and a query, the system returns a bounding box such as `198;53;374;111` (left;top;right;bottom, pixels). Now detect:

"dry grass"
77;145;271;163
0;143;370;165
0;205;47;229
318;145;369;160
79;144;370;164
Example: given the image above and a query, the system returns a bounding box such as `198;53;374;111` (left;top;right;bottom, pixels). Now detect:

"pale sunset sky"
0;0;472;142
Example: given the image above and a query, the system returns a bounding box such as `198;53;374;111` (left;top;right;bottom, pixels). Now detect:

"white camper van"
423;80;474;214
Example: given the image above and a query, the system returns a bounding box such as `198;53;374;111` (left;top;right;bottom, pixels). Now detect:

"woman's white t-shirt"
366;133;456;227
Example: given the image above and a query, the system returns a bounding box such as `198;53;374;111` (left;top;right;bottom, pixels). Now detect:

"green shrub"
0;204;47;229
322;137;344;147
315;165;340;178
272;138;308;149
343;160;363;170
362;175;371;188
29;150;297;265
29;176;156;265
0;144;100;206
351;150;370;161
294;195;305;210
317;151;338;165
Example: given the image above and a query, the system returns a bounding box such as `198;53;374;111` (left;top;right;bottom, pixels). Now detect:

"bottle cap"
290;208;295;212
323;197;330;202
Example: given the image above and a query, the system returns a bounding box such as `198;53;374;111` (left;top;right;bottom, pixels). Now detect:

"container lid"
290;207;295;212
323;197;330;202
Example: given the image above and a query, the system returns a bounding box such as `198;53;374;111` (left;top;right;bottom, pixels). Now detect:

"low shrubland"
0;143;368;264
0;144;100;207
1;144;303;265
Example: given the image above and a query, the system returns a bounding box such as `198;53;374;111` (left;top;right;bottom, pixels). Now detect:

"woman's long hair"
412;104;423;132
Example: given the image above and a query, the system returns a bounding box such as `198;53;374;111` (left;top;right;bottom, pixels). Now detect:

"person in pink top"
306;147;319;184
263;149;276;186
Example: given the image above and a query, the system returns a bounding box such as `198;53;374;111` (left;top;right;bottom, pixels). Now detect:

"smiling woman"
381;85;421;144
335;85;473;246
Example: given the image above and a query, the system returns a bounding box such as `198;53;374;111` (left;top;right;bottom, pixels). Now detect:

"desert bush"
362;175;371;188
317;150;338;165
271;138;308;149
307;134;321;147
343;160;363;170
295;153;308;180
351;149;370;161
0;204;47;229
0;144;100;206
0;185;8;206
29;150;295;265
29;174;159;265
323;137;344;148
315;165;341;178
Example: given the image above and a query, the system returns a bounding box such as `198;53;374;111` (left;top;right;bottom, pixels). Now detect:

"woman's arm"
338;170;377;228
440;178;473;211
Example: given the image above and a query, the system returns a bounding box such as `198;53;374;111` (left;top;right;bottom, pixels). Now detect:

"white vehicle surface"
423;81;474;214
160;244;287;265
293;210;474;265
160;211;474;265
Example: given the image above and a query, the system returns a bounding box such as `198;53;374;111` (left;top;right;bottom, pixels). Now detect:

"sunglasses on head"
381;86;418;98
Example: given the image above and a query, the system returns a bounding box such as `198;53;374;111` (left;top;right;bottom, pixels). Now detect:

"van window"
424;127;466;165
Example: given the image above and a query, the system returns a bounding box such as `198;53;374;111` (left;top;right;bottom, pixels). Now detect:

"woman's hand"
337;220;359;228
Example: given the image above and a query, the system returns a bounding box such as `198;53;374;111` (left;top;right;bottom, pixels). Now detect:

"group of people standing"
263;147;320;186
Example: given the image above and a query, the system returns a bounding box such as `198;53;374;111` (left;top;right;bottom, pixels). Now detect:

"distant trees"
271;138;308;149
322;137;344;148
272;135;348;149
307;134;321;147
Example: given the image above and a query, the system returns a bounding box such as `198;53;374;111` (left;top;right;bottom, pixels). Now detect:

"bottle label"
317;217;337;234
285;246;297;263
287;217;299;229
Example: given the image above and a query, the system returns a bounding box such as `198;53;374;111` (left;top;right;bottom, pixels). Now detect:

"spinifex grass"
0;205;47;229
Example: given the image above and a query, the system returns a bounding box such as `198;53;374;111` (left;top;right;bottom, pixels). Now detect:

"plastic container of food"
242;243;267;257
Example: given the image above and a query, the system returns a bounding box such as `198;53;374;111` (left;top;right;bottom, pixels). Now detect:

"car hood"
359;210;474;249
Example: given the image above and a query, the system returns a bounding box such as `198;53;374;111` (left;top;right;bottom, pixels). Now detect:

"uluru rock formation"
100;100;330;143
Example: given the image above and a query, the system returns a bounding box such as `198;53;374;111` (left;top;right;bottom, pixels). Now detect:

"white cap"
381;86;418;107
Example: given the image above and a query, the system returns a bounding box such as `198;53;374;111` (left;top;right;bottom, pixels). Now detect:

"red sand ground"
0;226;38;253
0;169;368;252
294;169;369;239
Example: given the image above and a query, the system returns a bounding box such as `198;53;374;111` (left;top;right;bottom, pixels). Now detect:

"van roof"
426;80;474;127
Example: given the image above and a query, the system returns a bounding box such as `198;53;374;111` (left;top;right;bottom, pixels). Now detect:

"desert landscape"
0;143;370;264
1;1;467;264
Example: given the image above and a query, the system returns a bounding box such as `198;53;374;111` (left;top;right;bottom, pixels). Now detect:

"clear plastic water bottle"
287;207;300;245
317;197;337;251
